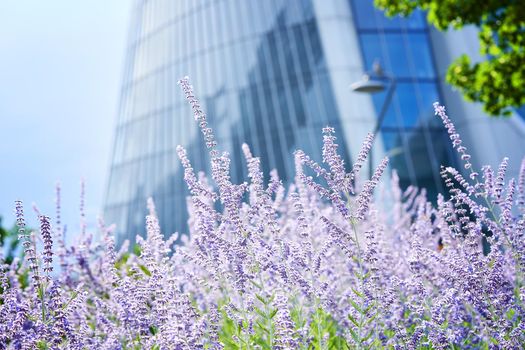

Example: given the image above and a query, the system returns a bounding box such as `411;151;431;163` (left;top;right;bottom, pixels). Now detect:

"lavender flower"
178;76;218;155
494;157;509;203
322;126;346;190
434;102;478;179
39;215;53;280
2;85;523;349
350;132;374;185
517;157;525;209
354;157;389;221
15;200;41;288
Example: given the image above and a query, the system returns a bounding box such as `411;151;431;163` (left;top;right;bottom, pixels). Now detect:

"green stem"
239;295;251;350
257;272;274;348
350;218;364;350
315;304;324;350
39;283;46;323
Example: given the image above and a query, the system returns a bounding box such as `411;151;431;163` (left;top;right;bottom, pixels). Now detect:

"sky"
0;1;132;234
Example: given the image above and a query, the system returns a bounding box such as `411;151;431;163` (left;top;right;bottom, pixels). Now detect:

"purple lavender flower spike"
322;126;346;190
517;157;525;209
39;215;53;280
434;102;478;179
494;157;509;203
350;132;374;183
178;76;218;156
355;157;389;221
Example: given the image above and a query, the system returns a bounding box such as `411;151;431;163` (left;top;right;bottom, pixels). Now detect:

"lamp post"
350;61;396;179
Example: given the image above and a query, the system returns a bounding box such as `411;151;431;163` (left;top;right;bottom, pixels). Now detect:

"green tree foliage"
375;0;525;116
0;217;20;265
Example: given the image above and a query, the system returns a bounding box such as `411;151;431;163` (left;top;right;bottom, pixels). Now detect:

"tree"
375;0;525;116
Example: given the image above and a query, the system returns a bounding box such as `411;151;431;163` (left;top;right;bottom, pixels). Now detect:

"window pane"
360;33;434;78
405;33;435;78
415;82;440;125
352;0;425;30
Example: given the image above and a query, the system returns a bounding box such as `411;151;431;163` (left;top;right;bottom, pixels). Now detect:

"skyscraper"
105;0;525;243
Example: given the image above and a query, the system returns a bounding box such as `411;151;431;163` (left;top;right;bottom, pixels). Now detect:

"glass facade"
350;0;454;193
105;0;355;243
105;0;455;243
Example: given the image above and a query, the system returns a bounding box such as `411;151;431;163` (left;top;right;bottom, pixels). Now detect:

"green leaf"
255;321;269;334
351;288;363;298
364;312;378;325
138;264;151;276
255;293;267;304
362;330;373;342
348;328;360;344
349;299;363;314
364;302;376;315
269;308;278;319
253;306;266;319
250;280;263;290
348;314;359;327
36;341;49;350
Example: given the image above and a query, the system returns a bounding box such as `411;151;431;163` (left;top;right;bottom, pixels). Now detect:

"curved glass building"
104;0;525;243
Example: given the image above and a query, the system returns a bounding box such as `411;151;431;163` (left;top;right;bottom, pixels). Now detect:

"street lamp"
350;61;396;178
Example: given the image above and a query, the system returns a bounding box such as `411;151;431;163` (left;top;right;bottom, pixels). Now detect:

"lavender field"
1;78;524;349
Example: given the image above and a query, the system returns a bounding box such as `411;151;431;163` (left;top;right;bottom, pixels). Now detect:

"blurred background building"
104;0;525;243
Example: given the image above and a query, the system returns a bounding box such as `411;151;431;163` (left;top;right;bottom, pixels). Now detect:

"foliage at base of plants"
1;78;524;349
0;217;20;266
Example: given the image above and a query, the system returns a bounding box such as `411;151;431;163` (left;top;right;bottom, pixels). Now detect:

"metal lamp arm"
373;77;396;136
369;76;396;179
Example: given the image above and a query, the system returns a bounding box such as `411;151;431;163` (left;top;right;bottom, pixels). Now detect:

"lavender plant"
0;78;523;349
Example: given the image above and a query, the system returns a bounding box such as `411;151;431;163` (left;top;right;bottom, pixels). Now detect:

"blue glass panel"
395;83;421;128
415;82;440;125
405;33;435;78
291;83;306;126
372;90;397;128
318;72;340;125
353;0;382;30
306;19;323;68
291;24;310;75
353;0;425;30
374;82;440;129
359;33;382;71
382;131;415;186
360;33;434;79
298;0;315;19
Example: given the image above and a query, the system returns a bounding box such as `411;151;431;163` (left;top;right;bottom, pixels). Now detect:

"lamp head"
350;74;386;93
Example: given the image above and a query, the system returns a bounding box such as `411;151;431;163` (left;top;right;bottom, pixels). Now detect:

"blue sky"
0;1;131;234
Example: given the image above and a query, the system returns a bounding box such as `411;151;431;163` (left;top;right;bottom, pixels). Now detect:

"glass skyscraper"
105;0;523;243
